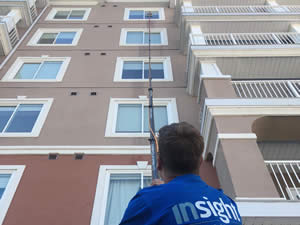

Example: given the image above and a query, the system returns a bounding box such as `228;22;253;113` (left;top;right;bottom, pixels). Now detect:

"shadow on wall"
252;116;300;160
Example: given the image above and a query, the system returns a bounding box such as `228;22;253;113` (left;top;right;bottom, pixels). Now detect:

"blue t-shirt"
120;174;242;225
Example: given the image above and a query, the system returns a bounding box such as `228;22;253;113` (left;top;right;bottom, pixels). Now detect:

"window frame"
27;28;83;46
0;98;53;137
90;165;151;225
2;56;71;82
105;97;178;137
0;165;25;225
124;8;165;21
46;8;91;21
120;28;168;46
114;57;173;82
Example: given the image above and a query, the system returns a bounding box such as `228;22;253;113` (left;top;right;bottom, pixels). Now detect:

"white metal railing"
265;161;300;201
190;32;300;46
182;5;300;15
232;80;300;98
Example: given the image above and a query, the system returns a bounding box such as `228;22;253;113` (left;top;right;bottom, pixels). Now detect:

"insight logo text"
172;197;241;224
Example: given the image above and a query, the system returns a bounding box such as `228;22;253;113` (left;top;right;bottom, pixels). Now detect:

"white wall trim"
236;201;300;217
49;1;98;5
124;8;165;21
45;8;91;21
1;56;71;82
90;165;151;225
119;28;168;46
191;45;300;58
0;98;53;137
27;28;83;46
0;145;151;155
113;56;173;82
0;165;25;225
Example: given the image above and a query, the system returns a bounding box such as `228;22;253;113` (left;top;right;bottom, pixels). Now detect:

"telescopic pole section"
147;12;159;180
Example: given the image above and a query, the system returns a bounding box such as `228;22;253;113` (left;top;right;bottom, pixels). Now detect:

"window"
0;98;53;137
0;166;25;225
28;28;83;46
46;8;91;21
90;165;151;225
2;57;71;82
114;57;173;82
120;28;168;46
0;174;11;199
124;8;165;20
105;97;178;137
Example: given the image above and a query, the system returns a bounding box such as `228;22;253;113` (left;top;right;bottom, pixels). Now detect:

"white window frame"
90;165;151;225
120;28;168;46
0;97;53;137
27;28;83;46
1;56;71;82
114;56;173;82
105;97;178;137
0;165;25;225
46;8;91;21
124;8;165;21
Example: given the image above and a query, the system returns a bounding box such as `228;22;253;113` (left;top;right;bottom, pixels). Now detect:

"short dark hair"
158;122;204;174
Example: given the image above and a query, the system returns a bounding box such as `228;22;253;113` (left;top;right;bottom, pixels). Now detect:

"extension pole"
147;12;159;180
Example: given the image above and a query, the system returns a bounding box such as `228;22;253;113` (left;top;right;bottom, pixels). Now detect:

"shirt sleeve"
119;192;152;225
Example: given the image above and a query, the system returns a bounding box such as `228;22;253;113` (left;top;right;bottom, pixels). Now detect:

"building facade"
0;0;299;224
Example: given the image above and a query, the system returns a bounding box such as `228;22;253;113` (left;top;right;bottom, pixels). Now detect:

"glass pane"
35;61;62;79
129;10;144;19
69;10;85;19
38;33;57;44
54;11;69;19
144;63;164;79
145;11;159;19
116;104;142;133
104;174;142;225
55;32;76;44
14;63;41;79
0;174;11;199
5;104;43;133
144;106;168;132
0;106;15;132
122;61;143;79
144;33;161;44
126;32;143;44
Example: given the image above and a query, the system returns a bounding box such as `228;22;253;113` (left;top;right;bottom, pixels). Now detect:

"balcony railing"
190;32;300;46
232;80;300;98
182;5;300;15
265;161;300;201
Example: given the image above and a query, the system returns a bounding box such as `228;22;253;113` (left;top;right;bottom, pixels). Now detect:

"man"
120;122;242;225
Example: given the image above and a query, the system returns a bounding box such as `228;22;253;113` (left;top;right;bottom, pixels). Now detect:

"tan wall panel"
39;3;174;24
0;88;199;145
0;50;186;87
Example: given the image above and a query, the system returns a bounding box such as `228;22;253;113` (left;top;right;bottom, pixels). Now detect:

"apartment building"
177;0;300;224
0;0;299;224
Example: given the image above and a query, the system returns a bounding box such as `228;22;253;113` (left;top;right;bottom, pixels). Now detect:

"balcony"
232;80;300;98
189;32;300;47
0;10;21;56
266;161;300;201
182;5;300;15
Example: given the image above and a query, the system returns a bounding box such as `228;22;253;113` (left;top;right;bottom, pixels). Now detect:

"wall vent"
48;153;59;160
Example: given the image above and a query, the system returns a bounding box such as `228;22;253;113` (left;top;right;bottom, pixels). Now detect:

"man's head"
157;122;204;178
